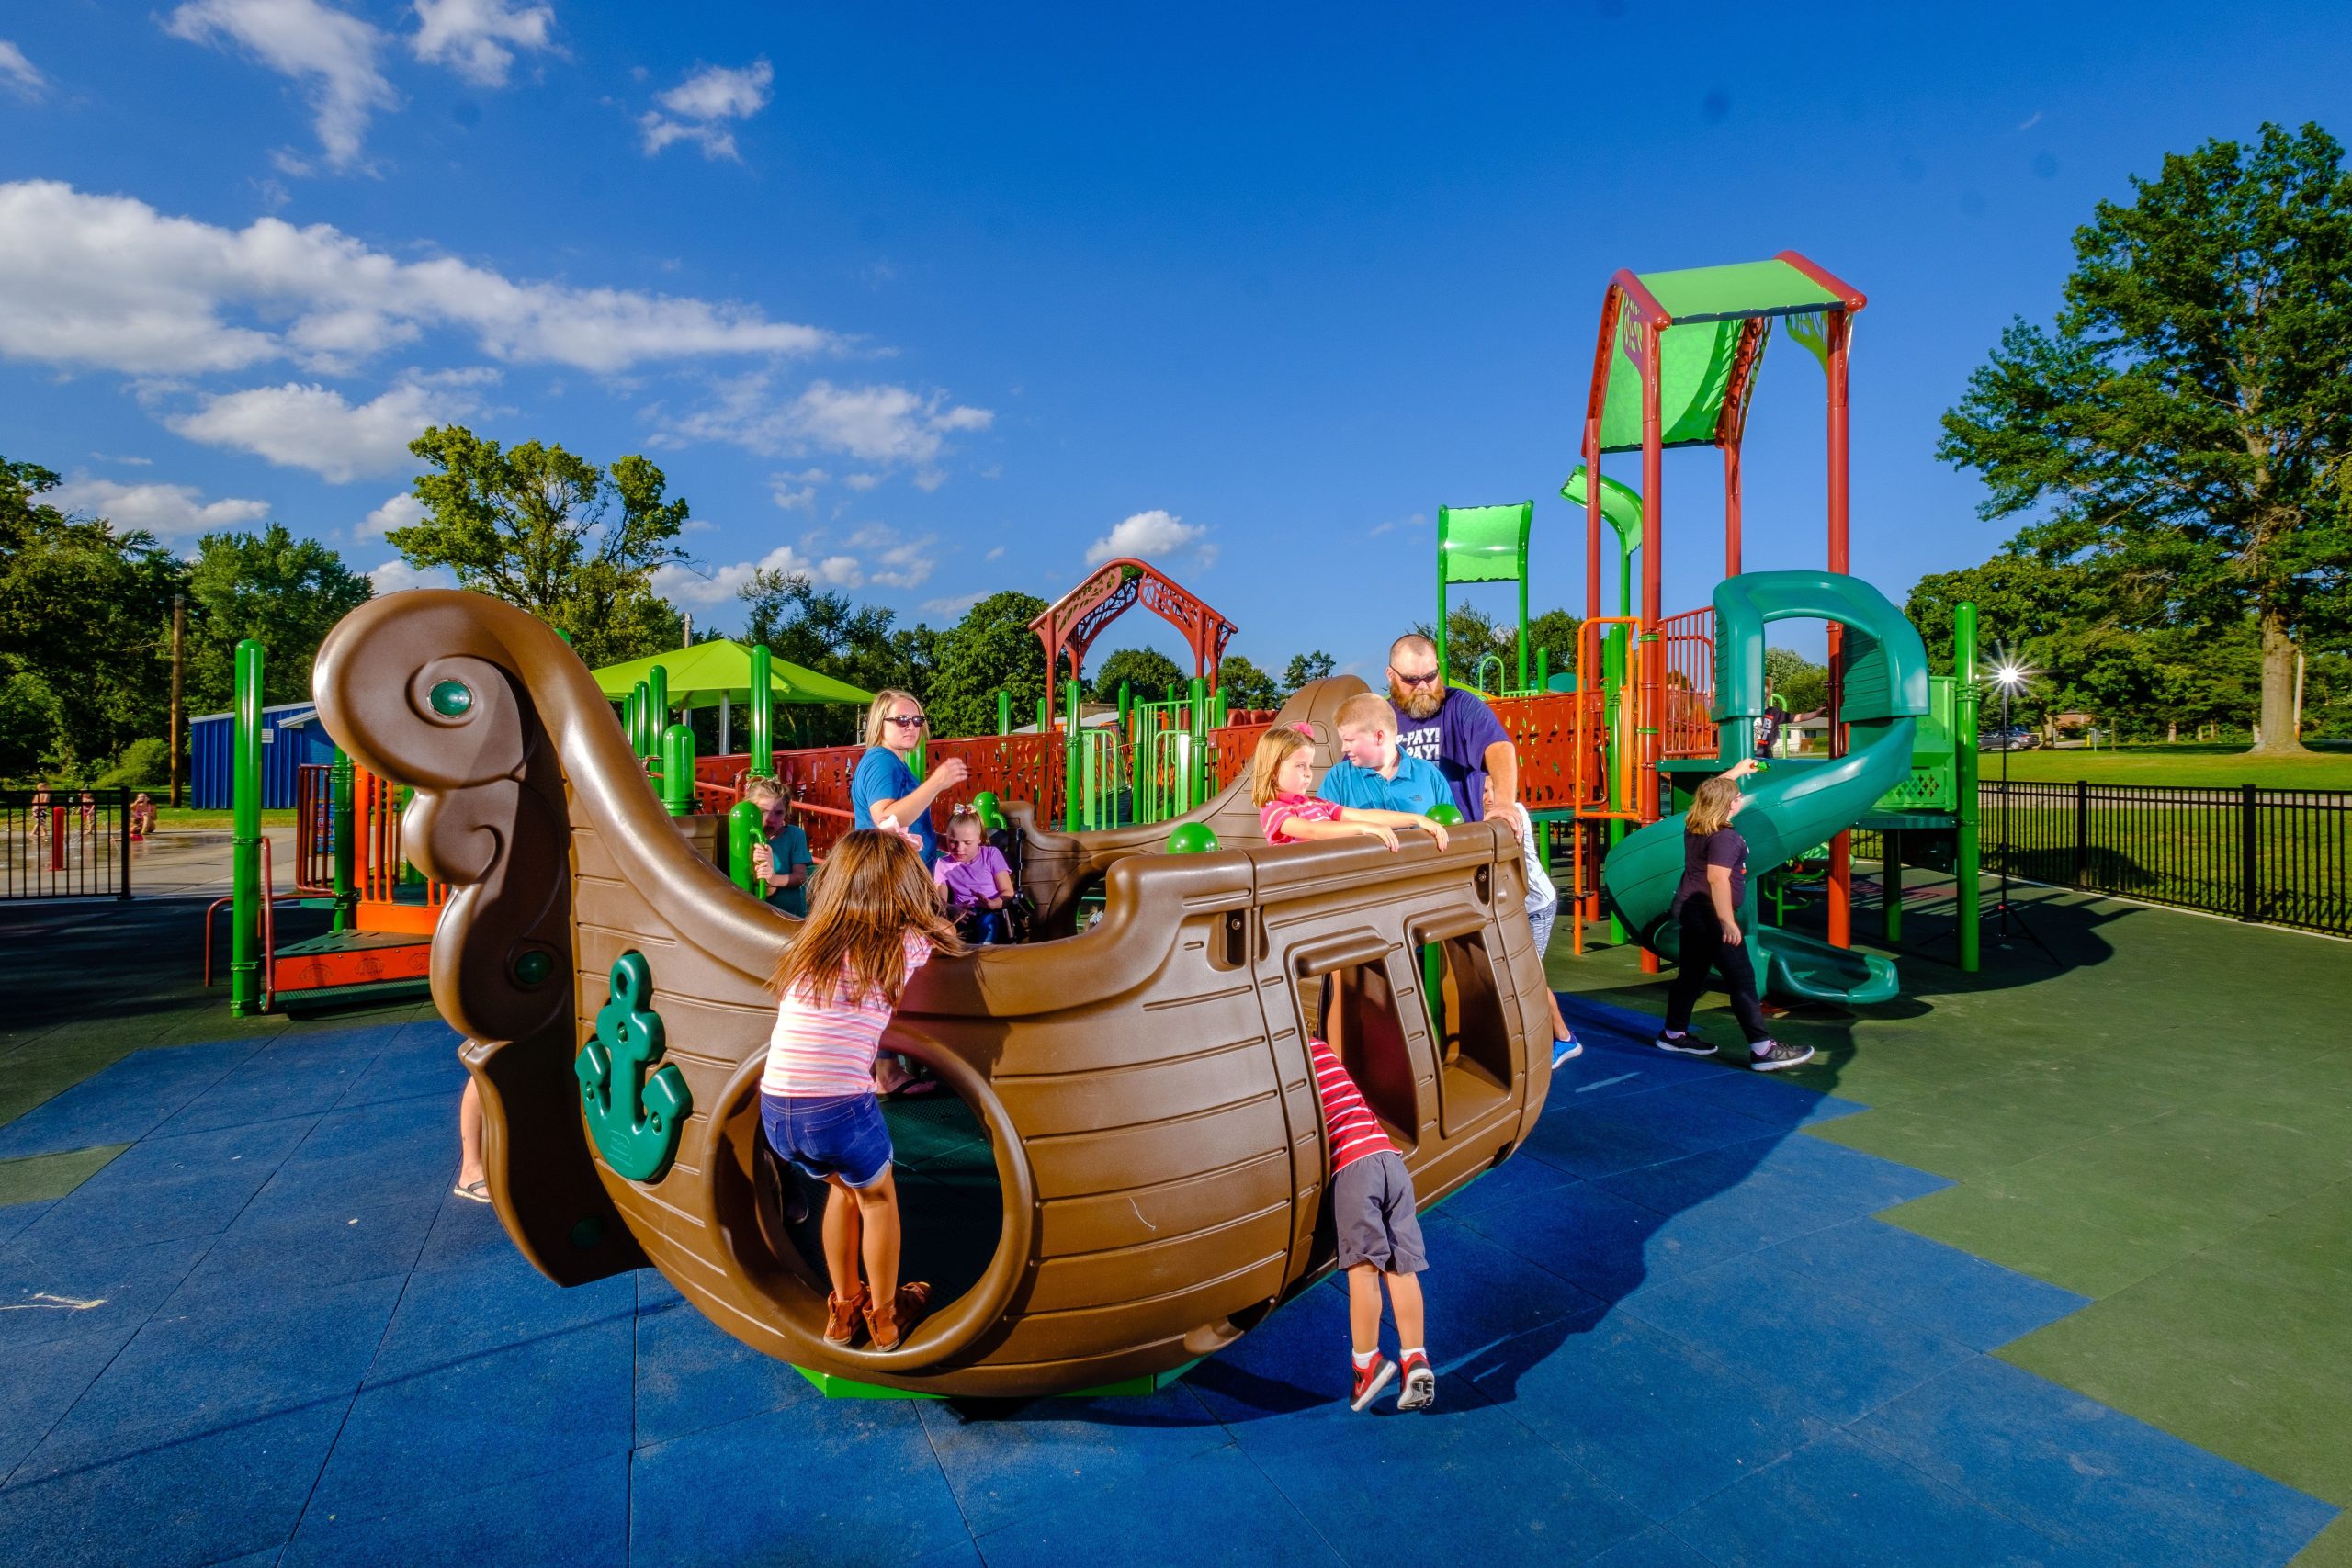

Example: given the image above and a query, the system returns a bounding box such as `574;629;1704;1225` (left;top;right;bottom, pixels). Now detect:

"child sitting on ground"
1252;723;1450;852
1482;774;1581;1068
1317;693;1451;817
744;778;814;918
762;828;966;1350
129;793;157;840
933;805;1017;943
1310;1032;1440;1412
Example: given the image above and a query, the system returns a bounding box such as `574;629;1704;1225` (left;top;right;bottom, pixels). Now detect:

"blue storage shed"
188;702;340;809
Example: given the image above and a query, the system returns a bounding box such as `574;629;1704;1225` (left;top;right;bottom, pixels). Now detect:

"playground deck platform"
0;878;2346;1567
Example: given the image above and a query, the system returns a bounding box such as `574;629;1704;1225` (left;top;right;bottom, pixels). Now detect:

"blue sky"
4;2;2349;680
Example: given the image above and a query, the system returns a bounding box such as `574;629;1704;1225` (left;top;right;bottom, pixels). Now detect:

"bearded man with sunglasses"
1384;635;1519;834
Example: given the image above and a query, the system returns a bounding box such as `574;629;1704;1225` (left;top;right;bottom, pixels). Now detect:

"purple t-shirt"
1391;688;1510;820
933;843;1010;908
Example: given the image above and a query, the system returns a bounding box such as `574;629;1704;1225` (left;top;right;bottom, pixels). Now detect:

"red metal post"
1638;320;1665;974
1826;307;1853;949
1724;440;1743;578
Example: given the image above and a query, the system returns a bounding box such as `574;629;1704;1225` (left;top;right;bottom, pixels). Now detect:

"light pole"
1989;660;2055;961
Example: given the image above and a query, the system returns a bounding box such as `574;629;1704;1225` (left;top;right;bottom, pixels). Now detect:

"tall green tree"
1281;650;1335;694
1762;648;1829;714
1939;122;2352;754
926;591;1048;739
184;523;373;712
734;567;936;744
390;426;689;668
1;457;180;780
1091;647;1186;705
1216;654;1278;712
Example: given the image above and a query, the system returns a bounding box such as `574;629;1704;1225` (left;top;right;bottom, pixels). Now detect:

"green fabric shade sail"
1559;466;1644;556
1594;255;1850;456
590;639;875;709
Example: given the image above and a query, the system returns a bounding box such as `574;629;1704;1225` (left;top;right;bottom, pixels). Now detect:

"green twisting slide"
1600;571;1930;1005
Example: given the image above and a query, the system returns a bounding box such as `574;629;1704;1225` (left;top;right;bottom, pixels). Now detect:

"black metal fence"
2;787;133;900
1984;780;2349;938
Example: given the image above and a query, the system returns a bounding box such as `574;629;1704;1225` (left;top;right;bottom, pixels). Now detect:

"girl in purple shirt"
933;807;1016;943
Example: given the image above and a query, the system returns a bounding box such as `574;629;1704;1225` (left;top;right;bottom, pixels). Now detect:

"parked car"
1979;727;2042;751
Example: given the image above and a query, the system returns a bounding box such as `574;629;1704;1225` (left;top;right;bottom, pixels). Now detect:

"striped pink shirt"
1261;792;1343;844
1308;1036;1396;1174
761;932;933;1099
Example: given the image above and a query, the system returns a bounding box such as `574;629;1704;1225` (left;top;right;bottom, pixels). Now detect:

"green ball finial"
512;949;553;987
1427;804;1464;826
972;790;1007;830
1165;822;1220;854
429;680;472;717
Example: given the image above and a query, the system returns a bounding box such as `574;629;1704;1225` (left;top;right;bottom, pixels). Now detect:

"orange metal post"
1724;441;1743;578
1638;321;1665;973
1826;308;1853;949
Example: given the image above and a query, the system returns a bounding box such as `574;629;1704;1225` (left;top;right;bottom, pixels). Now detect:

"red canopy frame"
1029;558;1238;727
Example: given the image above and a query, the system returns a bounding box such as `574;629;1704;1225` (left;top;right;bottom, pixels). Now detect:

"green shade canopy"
1560;466;1644;555
591;639;875;710
1595;256;1851;456
1436;502;1532;586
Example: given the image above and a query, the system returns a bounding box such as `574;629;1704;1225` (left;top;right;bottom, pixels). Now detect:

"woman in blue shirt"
850;688;967;867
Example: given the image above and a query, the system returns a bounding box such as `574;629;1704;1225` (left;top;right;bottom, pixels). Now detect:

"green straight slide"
1600;571;1929;1005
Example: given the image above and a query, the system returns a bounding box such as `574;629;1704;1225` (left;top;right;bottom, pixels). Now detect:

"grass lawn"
148;807;298;830
1994;742;2352;790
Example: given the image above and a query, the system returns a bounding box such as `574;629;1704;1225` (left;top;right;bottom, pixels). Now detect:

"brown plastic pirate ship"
313;590;1555;1398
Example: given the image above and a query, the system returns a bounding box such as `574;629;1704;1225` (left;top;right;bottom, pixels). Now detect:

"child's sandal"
865;1281;932;1351
824;1287;870;1346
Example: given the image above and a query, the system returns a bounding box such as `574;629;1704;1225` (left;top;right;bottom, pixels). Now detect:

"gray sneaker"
1655;1031;1714;1056
1747;1040;1815;1072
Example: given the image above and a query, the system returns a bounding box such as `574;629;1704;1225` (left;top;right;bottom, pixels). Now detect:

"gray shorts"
1527;897;1558;958
1333;1149;1427;1273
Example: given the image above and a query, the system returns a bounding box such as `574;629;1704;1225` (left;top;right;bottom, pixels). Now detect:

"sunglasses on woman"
884;714;928;728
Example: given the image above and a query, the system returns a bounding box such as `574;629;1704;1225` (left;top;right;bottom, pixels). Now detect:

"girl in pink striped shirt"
763;829;965;1350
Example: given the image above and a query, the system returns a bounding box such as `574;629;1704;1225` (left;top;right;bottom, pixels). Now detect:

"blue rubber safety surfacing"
0;1008;2335;1567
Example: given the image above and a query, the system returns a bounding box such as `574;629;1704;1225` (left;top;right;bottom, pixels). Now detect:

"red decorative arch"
1029;558;1238;725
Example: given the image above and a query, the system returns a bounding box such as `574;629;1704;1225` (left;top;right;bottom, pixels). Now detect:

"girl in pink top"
763;829;966;1350
1250;723;1451;852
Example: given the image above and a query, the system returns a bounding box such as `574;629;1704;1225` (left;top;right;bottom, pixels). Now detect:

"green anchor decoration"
575;952;691;1182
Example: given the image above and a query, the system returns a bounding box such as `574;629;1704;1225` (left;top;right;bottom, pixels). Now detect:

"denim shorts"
1526;897;1559;958
760;1091;894;1190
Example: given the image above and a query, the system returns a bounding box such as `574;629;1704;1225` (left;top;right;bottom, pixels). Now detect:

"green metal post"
749;645;774;776
229;638;264;1016
728;799;764;897
630;681;652;755
1954;601;1982;973
1188;676;1209;806
1211;686;1227;728
661;724;696;816
1035;695;1048;735
1117;681;1132;734
1062;678;1082;831
1536;647;1549;691
647;664;669;747
1518;553;1531;694
997;689;1012;736
330;745;356;933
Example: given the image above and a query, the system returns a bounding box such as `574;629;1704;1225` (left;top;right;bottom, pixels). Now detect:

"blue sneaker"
1551;1037;1583;1068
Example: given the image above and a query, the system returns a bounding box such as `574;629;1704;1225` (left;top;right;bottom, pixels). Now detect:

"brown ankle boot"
864;1281;932;1350
824;1287;869;1346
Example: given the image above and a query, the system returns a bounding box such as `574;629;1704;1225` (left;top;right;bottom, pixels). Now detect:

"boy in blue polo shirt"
1318;693;1451;816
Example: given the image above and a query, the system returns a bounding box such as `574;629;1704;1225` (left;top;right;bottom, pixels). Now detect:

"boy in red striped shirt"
1308;1035;1438;1413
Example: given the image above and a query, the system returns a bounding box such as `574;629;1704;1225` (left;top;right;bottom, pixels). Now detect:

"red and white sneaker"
1349;1355;1396;1412
1396;1352;1437;1412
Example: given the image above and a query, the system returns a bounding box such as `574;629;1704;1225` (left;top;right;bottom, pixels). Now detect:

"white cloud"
1368;510;1427;537
651;541;817;607
842;472;880;491
164;0;396;173
768;467;828;511
983;545;1005;562
845;524;936;589
662;524;933;608
0;39;48;100
369;557;458;592
410;0;556;87
51;478;270;539
167;379;468;481
655;375;992;470
358;491;425;538
922;592;986;617
0;180;839;376
1086;508;1215;568
639;58;772;161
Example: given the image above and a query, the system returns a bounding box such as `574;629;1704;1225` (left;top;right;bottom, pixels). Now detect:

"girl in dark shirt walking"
1654;761;1815;1072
